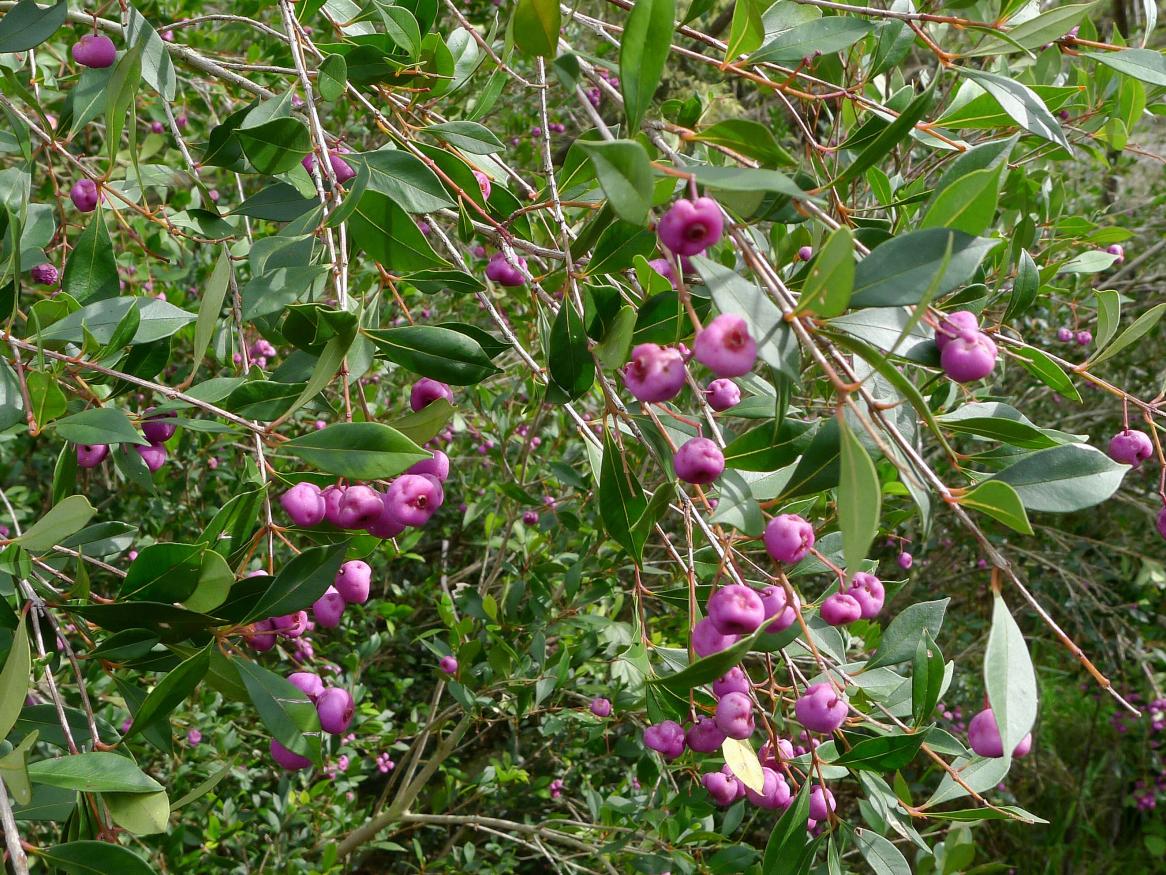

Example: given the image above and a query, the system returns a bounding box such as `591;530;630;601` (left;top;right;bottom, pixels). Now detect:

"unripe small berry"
485;253;527;286
809;785;836;821
934;311;979;353
523;510;539;525
941;330;997;383
366;493;406;539
406;449;450;482
1057;327;1073;342
247;618;277;652
703;770;742;806
410;378;453;412
30;263;58;286
1075;330;1092;346
135;442;167;472
763;514;815;564
1106;243;1125;263
845;572;885;619
473;170;492;200
897;551;913;570
796;245;813;262
316;687;355;735
384;474;443;527
673;437;725;485
141;407;177;443
336;484;383;529
322;485;346;526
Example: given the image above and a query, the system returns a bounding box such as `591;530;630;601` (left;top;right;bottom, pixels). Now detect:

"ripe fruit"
622;343;687;403
759;585;799;632
1108;429;1153;467
30;263;58;285
439;655;458;674
691;617;739;657
336;484;383;529
1107;243;1125;263
522;510;539;525
702;770;742;806
410;378;453;412
647;257;678;289
685;716;726;753
135;442;167;472
759;737;795;768
940;331;998;383
705;379;740;412
714;691;754;739
473;170;492;199
763;514;815;564
141;407;177;443
712;666;751;698
934;311;980;352
311;587;345;628
270;612;307;638
643;720;686;759
1057;327;1073;342
657;197;724;256
72;34;117;68
809;785;836;821
707;584;765;635
485;252;527;286
795;683;847;733
898;551;913;570
967;708;1032;758
366;494;406;539
70;179;100;212
76;444;109;468
745;767;791;810
270;738;311;771
322;485;346;526
316;687;355;735
301;150;356;183
590;697;612;717
845;572;885;619
693;315;757;378
819;592;862;626
333;560;371;604
246;618;277;652
280;482;326;527
288;672;324;701
385;474;443;527
796;245;813;262
1075;330;1092;346
407;450;450;482
673;437;725;485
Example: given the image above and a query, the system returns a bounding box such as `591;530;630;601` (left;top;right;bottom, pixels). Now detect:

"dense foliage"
0;0;1163;872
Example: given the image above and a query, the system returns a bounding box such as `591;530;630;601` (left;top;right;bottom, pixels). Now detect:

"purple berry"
705;378;740;412
30;263;58;285
439;655;458;674
1108;429;1153;467
714;690;754;739
707;584;765;635
406;449;450;482
335;484;383;529
898;551;913;570
141;407;177;443
410;378;454;412
76;444;109;468
384;474;443;527
795;683;847;734
485;253;526;287
941;331;998;383
845;572;885;619
703;770;742;806
763;514;815;564
247;618;277;652
967;708;1032;758
622;343;687;403
820;592;862;626
270;738;311;771
712;666;751;698
70;179;100;212
809;785;836;821
473;170;492;200
1106;243;1125;263
934;311;980;353
796;245;813;262
316;687;355;734
71;34;117;68
281;482;326;527
657;197;724;256
760;737;795;768
522;510;539;525
643;720;686;759
288;671;324;701
686;715;727;752
366;492;407;539
759;585;799;632
312;587;345;628
694;315;757;378
590;697;612;717
745;767;791;809
322;485;346;526
1075;330;1092;346
135;442;167;472
691;617;739;657
673;437;725;485
333;560;371;604
302;151;356;184
1057;327;1073;342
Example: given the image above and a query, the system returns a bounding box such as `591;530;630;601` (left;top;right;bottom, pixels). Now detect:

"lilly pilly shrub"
0;0;1162;871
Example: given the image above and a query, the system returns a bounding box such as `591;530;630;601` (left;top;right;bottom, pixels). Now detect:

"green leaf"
1088;302;1166;367
0;619;30;742
779;416;841;499
956;67;1071;151
1011;346;1080;402
181;550;234;614
359;149;454;213
38;841;157;875
920;165;1003;236
689;165;807;199
853;827;910;875
752;18;875;64
53;408;149;448
837;413;881;571
690;119;796;168
762;780;819;875
242;543;346;622
957;480;1033;534
390;397;456;445
925;753;1011;807
190;248;231;377
867;599;949;669
0;731;37;805
317;54;348;101
349;190;449;269
233;183;317;221
126;642;212;739
120;543;204;602
171;761;232;810
621;0;676;132
1094;289;1121;351
723;419;813;472
578;140;655;226
725;0;765;60
990;443;1126;513
832;732;926;771
595;306;637;370
850;230;998;308
984;592;1038;757
649;624;800;697
830;78;936;188
61;212;118;303
105;789;170;835
424;121;504;154
125;4;176;100
513;0;560;57
283;422;427;479
911;631;944;727
104;43;142;163
587;222;657;276
1083;48;1166;87
37;298;196;346
709;468;764;535
236;657;321;763
794;226;853;317
1003;249;1040;320
965;3;1096;56
238;118;313;175
599;431;648;563
28;752;162;794
548;303;595;399
365;325;499;385
0;0;67;53
16;496;96;552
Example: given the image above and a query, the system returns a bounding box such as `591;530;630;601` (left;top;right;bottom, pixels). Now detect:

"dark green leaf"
282;422;427;479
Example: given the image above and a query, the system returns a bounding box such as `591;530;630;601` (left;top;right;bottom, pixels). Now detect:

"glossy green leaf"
548;302;595;399
990;443;1126;512
837;413;881;571
15;496;96;552
958;480;1033;534
238;118;313;175
242;543;346;622
795;226;853;317
236;657;321;763
317;54;348;101
578;140;655;226
61;211;118;304
0;0;67;53
867;599;949;669
282;422;427;479
956;67;1071;150
28;752;162;794
365;325;499;385
984;592;1038;758
0;619;30;743
850;230;998;308
621;0;676;132
513;0;560;57
38;841;157;875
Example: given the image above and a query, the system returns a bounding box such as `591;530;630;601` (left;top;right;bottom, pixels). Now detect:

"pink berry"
322;485;346;526
820;592;862;626
270;612;308;638
316;687;355;734
76;444;109;468
763;514;815;564
796;245;813;262
71;34;117;68
288;672;324;701
135;442;167;472
70;179;100;212
1057;327;1073;342
691;617;739;657
941;331;998;383
897;552;913;570
809;785;836;821
1108;429;1153;467
712;666;751;698
759;585;800;632
473;170;492;200
745;767;791;809
141;407;177;443
934;311;979;353
702;770;742;806
967;708;1032;758
694;315;757;378
312;587;345;628
643;720;686;759
523;510;539;525
707;584;765;635
622;343;687;403
384;474;443;527
336;484;383;529
410;378;454;412
590;697;612;717
439;655;458;674
705;379;740;412
845;572;885;619
247;618;277;652
270;738;311;771
795;683;847;734
366;493;406;539
333;560;371;604
30;263;58;285
406;449;450;482
714;691;754;739
657;197;724;256
1106;243;1125;263
281;482;326;527
759;737;795;768
485;253;527;286
686;716;726;752
647;257;679;289
1075;330;1092;346
673;437;725;485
